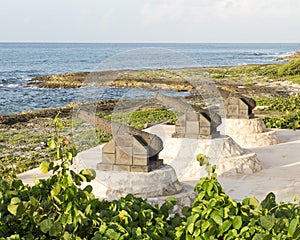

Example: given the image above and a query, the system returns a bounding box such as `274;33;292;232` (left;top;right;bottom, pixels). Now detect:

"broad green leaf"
7;204;19;216
166;196;177;203
201;221;210;232
83;185;93;193
10;197;21;205
65;201;72;212
48;139;56;150
57;148;63;159
233;216;242;230
211;211;223;225
49;222;63;237
51;182;61;197
39;161;50;174
249;197;259;207
288;218;299;237
261;192;276;210
40;219;54;233
260;215;275;230
80;169;96;181
187;223;194;234
252;233;265;240
67;151;73;161
220;220;232;233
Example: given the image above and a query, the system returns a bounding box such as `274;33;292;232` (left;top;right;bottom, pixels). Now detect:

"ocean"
0;42;298;115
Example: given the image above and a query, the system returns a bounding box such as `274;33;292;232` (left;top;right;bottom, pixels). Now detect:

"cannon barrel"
76;109;164;155
155;93;221;127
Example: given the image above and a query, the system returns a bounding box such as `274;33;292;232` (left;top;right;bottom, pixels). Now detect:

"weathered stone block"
102;140;115;154
116;147;133;165
175;125;185;134
133;155;149;166
227;105;238;115
115;135;133;147
186;121;199;134
176;116;185;126
113;164;131;172
131;165;150;172
97;163;113;171
239;102;248;110
132;137;148;155
186;111;199;121
228;97;239;105
102;153;116;164
199;115;211;127
239;109;248;117
200;127;211;136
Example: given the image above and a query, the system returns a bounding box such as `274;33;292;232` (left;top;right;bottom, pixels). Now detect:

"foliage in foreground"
1;118;300;239
176;167;300;239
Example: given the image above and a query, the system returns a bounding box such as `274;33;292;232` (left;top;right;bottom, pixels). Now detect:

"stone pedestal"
92;165;183;200
223;118;279;148
145;124;263;181
75;148;196;213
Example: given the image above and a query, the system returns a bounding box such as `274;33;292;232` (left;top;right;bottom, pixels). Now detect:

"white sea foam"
7;84;20;88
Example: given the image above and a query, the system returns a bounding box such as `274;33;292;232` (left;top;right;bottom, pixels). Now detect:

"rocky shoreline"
2;60;299;126
1;59;300;177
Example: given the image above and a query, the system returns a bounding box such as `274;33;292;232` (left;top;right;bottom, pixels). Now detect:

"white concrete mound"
223;117;279;148
145;124;263;181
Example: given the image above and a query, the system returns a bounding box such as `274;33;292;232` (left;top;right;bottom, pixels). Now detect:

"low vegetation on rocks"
255;95;300;130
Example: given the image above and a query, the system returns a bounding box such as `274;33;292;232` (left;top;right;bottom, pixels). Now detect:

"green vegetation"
255;95;300;130
206;59;300;85
278;58;300;77
175;166;300;239
104;108;178;130
1;131;300;239
0;108;178;178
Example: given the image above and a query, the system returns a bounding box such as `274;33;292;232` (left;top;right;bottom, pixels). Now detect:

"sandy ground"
18;128;300;203
217;129;300;202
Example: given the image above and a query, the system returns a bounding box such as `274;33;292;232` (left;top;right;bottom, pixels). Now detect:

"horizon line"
0;41;299;45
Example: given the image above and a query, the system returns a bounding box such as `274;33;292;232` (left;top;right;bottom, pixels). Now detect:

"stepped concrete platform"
223;118;279;148
187;129;300;202
144;124;263;180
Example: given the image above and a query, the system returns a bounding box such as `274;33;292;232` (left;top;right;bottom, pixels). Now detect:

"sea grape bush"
255;95;300;130
1;117;300;239
175;160;300;239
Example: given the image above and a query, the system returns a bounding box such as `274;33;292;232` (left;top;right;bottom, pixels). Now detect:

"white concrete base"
84;165;183;200
147;183;197;215
145;124;263;181
223;118;280;148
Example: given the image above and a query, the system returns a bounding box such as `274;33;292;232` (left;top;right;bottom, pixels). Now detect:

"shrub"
1;117;300;239
278;58;300;76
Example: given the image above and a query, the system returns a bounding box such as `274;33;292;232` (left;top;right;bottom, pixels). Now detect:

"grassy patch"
105;108;178;130
255;95;300;129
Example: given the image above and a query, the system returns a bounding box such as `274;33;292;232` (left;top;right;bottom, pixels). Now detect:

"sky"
0;0;299;43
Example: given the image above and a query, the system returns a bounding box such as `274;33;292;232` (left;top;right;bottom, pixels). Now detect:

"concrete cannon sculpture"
223;95;279;148
155;93;222;139
76;110;164;173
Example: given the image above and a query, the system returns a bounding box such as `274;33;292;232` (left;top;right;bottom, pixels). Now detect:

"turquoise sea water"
0;43;298;114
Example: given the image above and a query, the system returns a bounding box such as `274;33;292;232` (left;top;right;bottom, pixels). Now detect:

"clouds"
139;0;299;24
137;0;300;42
0;0;299;42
